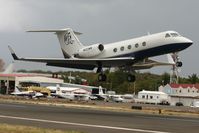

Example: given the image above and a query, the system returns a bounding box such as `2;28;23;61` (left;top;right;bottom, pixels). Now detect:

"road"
0;101;199;133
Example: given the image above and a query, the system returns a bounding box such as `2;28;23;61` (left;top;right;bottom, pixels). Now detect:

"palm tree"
188;74;199;84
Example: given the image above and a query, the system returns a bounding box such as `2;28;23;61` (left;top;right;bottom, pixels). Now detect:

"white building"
159;84;199;97
0;73;64;94
135;90;170;104
15;76;63;88
159;84;199;106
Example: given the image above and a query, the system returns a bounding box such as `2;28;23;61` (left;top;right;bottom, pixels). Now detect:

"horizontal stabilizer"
27;28;82;35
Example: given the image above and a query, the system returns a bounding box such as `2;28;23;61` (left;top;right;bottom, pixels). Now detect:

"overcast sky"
0;0;198;77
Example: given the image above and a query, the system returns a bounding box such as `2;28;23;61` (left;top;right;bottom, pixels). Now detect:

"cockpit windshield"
170;33;180;37
165;32;180;38
165;33;170;38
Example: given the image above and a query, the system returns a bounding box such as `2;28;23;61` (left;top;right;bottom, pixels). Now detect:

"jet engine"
75;43;104;58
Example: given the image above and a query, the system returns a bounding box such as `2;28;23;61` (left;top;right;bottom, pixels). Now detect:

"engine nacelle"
75;43;104;58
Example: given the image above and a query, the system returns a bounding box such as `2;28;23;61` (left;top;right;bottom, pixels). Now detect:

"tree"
0;58;5;72
188;74;199;84
161;72;170;85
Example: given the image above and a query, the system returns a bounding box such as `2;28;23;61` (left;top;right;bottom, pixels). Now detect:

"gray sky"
0;0;198;77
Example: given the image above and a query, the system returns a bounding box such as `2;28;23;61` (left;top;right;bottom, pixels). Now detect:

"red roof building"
159;83;199;97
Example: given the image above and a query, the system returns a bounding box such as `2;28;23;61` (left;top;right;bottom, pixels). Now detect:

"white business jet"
8;28;193;82
47;85;90;101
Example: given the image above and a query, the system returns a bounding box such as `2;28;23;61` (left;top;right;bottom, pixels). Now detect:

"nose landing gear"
176;61;182;67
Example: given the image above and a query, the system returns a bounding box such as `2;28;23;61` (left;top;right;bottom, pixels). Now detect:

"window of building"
165;33;170;38
142;42;146;46
135;43;139;48
127;45;132;49
150;96;153;99
188;89;190;93
157;96;159;99
142;95;145;99
113;48;117;53
120;46;124;51
179;90;181;93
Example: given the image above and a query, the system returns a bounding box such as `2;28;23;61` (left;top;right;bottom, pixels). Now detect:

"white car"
112;95;124;103
191;101;199;108
89;95;98;100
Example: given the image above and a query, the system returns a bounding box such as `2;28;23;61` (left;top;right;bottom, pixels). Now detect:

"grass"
0;123;82;133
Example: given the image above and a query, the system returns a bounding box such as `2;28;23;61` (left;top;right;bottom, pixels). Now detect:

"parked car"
176;102;183;106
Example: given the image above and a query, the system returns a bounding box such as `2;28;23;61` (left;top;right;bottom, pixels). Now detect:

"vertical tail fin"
56;28;84;58
99;86;104;95
56;84;61;95
27;28;84;58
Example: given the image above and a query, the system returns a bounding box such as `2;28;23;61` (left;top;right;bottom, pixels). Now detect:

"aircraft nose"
184;37;193;47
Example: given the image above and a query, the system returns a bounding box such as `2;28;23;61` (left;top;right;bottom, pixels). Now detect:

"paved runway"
0;102;199;133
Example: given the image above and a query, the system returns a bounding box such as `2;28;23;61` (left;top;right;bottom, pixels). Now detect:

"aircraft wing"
132;54;175;70
8;46;135;70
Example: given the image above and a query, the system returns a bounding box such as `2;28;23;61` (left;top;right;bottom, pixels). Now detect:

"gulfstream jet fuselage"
8;28;193;82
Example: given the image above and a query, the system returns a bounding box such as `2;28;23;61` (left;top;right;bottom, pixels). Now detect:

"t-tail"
27;28;84;58
99;86;105;95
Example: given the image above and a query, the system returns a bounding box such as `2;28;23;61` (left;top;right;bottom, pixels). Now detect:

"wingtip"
8;45;19;60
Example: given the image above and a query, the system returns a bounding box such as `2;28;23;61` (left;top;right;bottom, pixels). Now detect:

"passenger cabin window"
128;45;132;49
142;42;146;46
120;46;124;51
165;33;170;38
135;43;139;48
113;48;117;53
